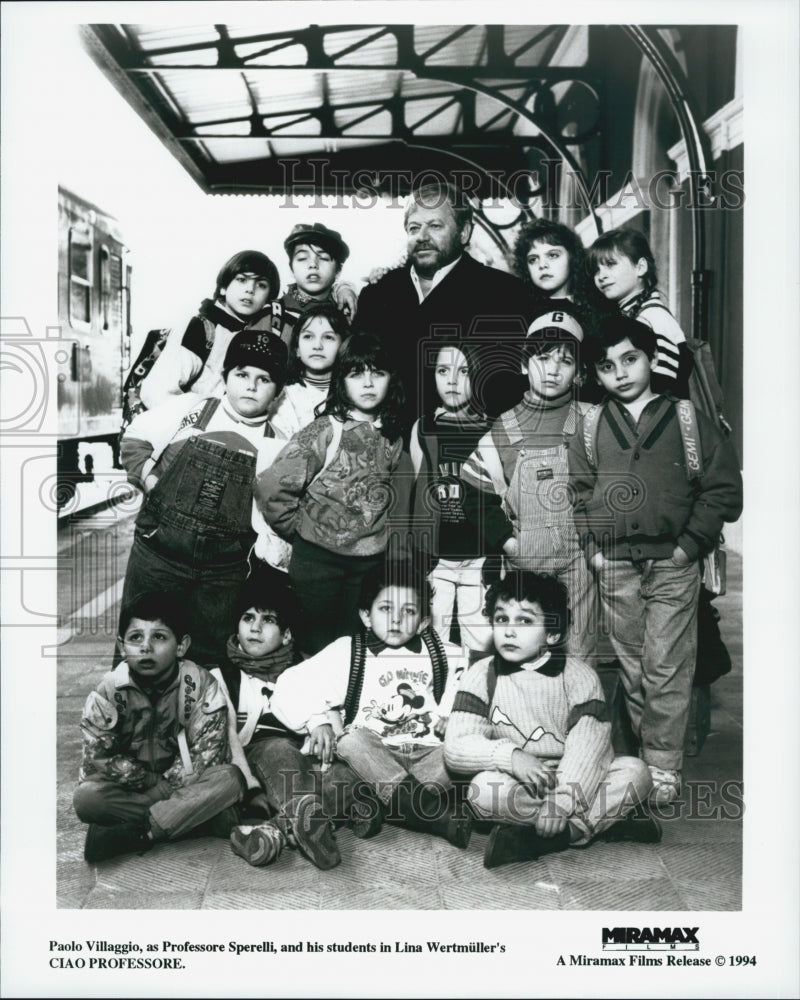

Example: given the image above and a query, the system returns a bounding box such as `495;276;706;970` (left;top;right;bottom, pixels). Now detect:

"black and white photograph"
1;1;798;997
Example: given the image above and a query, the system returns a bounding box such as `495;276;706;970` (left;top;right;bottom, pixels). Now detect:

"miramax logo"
602;927;699;950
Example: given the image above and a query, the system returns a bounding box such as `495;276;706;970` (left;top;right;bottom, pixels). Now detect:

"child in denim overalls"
461;310;597;662
120;329;288;664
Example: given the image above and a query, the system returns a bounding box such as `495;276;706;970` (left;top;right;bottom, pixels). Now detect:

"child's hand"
308;724;336;765
332;282;358;321
434;716;448;740
502;536;519;559
590;551;605;571
510;749;556;797
534;803;569;838
670;545;692;566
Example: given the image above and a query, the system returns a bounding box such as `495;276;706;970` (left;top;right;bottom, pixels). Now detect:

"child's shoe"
483;823;570;869
284;794;341;870
648;766;682;806
230;821;287;867
348;789;385;840
602;805;663;843
84;822;152;863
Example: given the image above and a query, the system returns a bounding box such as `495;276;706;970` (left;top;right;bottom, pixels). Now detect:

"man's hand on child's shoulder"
510;749;557;797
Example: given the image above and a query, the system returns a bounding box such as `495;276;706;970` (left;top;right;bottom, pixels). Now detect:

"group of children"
73;210;742;874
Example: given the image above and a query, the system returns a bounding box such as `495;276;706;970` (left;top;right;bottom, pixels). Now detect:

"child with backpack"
588;228;692;397
137;250;280;412
409;341;491;655
255;332;409;656
444;572;657;869
269;561;471;848
568;315;742;805
461;310;597;662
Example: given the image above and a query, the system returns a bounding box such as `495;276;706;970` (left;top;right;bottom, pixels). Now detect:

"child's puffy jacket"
78;661;230;790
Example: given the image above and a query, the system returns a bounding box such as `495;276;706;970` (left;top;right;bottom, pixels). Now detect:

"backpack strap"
562;400;585;439
500;408;524;449
581;402;605;469
673;398;704;480
194;396;221;431
343;631;368;726
200;316;216;358
486;658;498;707
419;627;449;704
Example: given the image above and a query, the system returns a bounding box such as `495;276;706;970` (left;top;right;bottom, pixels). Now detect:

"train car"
57;185;132;503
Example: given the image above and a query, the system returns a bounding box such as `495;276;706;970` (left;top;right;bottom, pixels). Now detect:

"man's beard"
411;244;458;278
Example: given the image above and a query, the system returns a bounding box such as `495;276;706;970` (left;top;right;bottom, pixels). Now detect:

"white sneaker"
648;766;682;806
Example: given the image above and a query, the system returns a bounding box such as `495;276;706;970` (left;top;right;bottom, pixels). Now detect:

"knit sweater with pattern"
255;414;405;557
444;651;613;816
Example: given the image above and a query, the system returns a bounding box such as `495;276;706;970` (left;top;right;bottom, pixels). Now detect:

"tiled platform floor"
56;523;742;911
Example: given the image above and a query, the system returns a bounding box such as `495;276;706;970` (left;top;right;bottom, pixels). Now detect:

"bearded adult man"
355;183;531;425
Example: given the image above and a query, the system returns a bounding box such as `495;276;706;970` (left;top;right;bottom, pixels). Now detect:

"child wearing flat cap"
120;329;290;664
272;222;356;347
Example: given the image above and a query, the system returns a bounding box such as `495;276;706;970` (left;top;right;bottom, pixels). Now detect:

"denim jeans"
289;537;382;657
596;552;701;770
335;728;452;805
467;756;651;844
246;736;360;820
429;557;492;653
72;764;242;839
120;534;249;665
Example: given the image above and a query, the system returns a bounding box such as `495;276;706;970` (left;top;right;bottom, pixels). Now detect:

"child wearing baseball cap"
119;328;290;664
461;309;598;662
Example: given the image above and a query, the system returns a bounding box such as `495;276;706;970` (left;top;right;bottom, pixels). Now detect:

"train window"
68;224;92;329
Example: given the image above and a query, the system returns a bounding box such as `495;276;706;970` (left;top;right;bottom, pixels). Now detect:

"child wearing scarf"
212;575;352;871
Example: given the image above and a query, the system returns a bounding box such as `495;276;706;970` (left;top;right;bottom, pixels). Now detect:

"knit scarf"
225;635;294;684
199;297;272;331
285;283;335;308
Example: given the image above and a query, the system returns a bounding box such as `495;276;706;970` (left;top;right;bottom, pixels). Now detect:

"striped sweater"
444;652;613;816
619;289;685;386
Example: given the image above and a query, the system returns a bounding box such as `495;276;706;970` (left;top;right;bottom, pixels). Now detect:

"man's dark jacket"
355;253;532;423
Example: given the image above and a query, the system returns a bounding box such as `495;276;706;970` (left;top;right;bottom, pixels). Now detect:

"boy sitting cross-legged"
73;591;244;864
444;572;658;869
214;571;358;871
269;560;472;848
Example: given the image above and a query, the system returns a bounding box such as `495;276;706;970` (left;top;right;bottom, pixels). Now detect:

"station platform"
56;505;742;911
